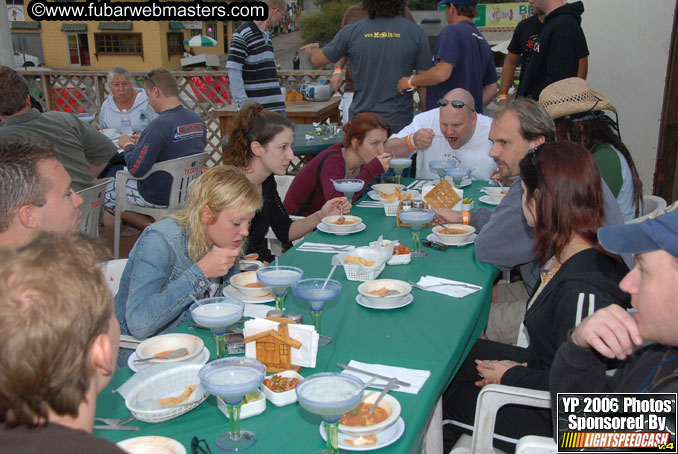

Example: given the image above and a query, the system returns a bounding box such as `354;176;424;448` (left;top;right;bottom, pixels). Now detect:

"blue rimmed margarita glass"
256;265;303;311
190;297;244;359
390;157;412;185
332;179;364;201
398;208;434;257
292;278;342;347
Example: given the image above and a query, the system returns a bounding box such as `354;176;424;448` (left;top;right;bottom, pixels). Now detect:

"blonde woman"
115;166;262;352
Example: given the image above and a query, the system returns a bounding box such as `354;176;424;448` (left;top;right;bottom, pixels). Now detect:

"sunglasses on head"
145;73;157;88
437;98;475;112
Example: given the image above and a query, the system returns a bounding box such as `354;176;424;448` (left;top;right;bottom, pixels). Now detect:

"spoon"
338;204;345;223
134;347;188;363
369;377;398;415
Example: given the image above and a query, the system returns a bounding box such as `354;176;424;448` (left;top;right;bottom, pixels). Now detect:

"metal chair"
113;153;208;258
77;177;113;237
625;195;667;224
447;384;553;454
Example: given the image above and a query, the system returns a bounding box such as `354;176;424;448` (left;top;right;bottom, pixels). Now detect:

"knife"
93;424;140;431
336;362;411;387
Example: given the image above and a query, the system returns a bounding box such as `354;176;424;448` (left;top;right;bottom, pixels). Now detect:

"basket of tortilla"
229;271;272;298
333;247;385;282
371;183;405;194
338;391;401;437
124;363;208;423
379;189;416;216
432;224;476;244
321;215;362;233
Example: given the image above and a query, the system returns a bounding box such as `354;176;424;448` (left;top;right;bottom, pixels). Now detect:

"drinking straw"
321;264;338;290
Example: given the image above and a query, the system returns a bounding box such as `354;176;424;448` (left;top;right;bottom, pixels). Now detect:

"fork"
300;244;351;251
408;280;480;290
94;415;135;426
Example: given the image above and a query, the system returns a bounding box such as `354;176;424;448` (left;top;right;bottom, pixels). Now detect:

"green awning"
10;21;40;30
98;22;133;30
169;22;185;30
61;23;87;32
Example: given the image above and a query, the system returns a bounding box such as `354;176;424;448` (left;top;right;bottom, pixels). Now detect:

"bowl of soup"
321;215;362;232
229;271;272;298
338;391;401;436
483;186;509;203
432;224;476;244
357;279;411;306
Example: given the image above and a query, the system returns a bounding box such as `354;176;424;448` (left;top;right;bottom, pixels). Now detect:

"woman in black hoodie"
442;141;630;452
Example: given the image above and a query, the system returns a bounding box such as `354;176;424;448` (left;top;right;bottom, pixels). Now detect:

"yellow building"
9;0;233;71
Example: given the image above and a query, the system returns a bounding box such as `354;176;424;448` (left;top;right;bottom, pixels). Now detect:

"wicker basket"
383;201;399;216
124;363;208;423
333;248;386;282
344;262;386;282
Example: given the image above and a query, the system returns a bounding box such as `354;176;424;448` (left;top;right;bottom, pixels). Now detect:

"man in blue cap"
550;201;678;402
397;0;497;114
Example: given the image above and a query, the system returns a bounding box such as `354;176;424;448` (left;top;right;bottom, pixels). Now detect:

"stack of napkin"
244;318;319;368
417;275;482;298
340;360;431;395
297;242;355;254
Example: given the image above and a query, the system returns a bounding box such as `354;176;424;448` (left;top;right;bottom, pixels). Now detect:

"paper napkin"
297;242;355;254
340;360;431;395
244;318;319;368
417;275;482;298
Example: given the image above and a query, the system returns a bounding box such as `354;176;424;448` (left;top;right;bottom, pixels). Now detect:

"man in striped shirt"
227;0;287;114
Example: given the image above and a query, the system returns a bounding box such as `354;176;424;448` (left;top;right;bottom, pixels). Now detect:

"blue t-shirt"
426;21;497;114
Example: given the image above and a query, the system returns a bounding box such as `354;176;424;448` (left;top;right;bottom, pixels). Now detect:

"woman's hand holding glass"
320;196;351;217
197;247;240;279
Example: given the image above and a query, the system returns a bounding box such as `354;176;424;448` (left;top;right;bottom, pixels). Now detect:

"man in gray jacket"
434;98;627;343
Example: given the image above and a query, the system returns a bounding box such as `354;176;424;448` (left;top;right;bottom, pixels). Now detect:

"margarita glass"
445;165;472;188
398;208;434;257
199;357;266;451
390;157;412;185
296;373;365;454
256;265;303;311
332;179;364;201
190;297;244;359
292;278;342;347
428;160;452;182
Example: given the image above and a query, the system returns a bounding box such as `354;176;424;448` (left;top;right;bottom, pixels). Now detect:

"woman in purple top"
283;112;392;216
223;103;350;263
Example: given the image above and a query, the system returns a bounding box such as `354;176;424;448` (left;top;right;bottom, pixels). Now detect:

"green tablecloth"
293;124;344;156
96;180;498;453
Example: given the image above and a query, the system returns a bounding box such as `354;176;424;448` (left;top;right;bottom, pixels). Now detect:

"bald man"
386;88;494;180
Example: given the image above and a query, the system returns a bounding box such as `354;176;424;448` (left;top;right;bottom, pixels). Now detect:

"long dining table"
96;180;499;454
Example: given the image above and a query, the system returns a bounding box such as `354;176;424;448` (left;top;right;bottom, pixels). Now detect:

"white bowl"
229;271;272;297
432;224;476;244
321;215;362;232
368;240;397;262
371;183;405;194
135;333;204;363
118;436;186;454
260;370;303;407
218;389;266;419
338;392;401;437
483;187;508;203
357;279;412;306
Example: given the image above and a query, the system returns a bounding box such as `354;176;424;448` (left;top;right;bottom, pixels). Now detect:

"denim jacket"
115;218;238;340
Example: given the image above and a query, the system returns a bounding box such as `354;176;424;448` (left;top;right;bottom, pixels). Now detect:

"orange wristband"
122;141;135;148
462;211;470;225
407;75;416;89
406;134;416;151
498;94;509;100
333;68;343;74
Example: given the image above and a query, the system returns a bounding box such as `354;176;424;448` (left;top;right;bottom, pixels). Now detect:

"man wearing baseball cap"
397;0;497;114
550;201;678;406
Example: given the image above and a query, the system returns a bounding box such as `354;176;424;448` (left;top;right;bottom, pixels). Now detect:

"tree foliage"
301;0;354;46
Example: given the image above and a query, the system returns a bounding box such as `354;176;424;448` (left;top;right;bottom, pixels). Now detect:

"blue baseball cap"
437;0;478;6
598;201;678;257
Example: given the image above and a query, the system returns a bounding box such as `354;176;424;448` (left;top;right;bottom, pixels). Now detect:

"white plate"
117;436;186;454
128;346;210;373
427;233;477;247
319;417;405;451
356;294;413;310
317;222;366;236
223;284;274;304
479;195;501;206
444;175;472;188
367;190;380;201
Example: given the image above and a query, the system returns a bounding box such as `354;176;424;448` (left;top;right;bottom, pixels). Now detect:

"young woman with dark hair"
223;103;350;263
442;141;631;453
283;112;392;216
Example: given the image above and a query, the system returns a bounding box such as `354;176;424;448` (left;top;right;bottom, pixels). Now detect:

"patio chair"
625;195;667;224
113;153;208;259
77;177;113;237
447;384;553;454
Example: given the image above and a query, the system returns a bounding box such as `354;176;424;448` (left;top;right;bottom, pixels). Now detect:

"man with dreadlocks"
301;0;430;134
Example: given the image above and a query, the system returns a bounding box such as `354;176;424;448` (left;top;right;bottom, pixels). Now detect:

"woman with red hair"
442;141;631;452
283;112;392;216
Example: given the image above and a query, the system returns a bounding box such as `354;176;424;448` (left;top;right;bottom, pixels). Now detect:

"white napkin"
417;275;482;298
340;360;431;395
244;318;319;368
115;363;183;398
243;304;275;319
356;201;383;208
297;242;355;254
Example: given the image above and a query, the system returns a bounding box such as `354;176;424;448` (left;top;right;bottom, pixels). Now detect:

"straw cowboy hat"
539;77;616;120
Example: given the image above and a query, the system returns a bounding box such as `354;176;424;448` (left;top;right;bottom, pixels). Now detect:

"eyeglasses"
191;437;212;454
422;239;448;251
145;73;157;89
437;98;475;112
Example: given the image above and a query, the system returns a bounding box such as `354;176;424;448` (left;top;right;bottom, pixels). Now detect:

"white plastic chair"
99;258;128;296
625;195;667;224
113;153;208;258
76;177;113;237
447;384;554;454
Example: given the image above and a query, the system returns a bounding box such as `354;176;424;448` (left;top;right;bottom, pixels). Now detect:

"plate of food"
479;195;501;206
426;232;477;247
320;417;405;451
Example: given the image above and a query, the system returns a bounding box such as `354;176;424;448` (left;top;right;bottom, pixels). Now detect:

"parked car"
14;52;40;68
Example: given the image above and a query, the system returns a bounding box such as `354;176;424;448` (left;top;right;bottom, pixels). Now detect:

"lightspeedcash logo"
27;0;268;22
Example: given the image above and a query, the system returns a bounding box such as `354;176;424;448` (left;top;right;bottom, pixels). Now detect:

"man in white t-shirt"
386;88;494;180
